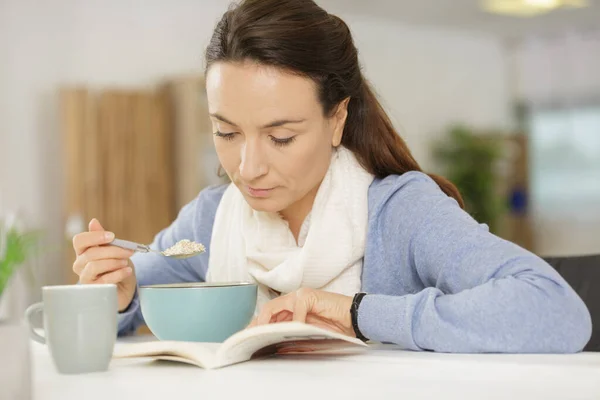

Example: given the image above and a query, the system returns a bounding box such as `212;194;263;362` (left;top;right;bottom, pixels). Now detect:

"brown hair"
205;0;464;207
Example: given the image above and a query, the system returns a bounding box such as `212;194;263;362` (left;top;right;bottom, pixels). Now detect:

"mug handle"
24;302;46;344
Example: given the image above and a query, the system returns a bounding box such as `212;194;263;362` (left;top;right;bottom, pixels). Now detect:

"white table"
33;338;600;400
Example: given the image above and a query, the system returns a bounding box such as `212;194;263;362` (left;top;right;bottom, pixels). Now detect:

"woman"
72;0;591;353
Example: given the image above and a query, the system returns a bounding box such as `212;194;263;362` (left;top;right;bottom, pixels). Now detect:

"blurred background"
1;0;599;319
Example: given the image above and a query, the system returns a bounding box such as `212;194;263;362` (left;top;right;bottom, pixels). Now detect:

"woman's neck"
279;185;320;243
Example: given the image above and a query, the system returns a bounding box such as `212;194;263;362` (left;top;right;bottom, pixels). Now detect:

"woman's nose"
239;141;268;181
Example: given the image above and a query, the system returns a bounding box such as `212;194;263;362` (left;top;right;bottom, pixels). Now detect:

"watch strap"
350;292;369;342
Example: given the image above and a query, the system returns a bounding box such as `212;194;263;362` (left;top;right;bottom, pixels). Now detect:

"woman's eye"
214;131;237;141
270;136;296;147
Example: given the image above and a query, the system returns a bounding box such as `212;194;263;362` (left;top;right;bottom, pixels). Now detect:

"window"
527;104;600;256
529;104;600;215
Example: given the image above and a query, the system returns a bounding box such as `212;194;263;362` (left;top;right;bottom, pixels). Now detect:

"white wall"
345;15;511;168
514;31;600;105
0;0;511;288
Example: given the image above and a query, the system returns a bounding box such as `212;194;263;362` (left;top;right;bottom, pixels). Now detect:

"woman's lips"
246;186;274;198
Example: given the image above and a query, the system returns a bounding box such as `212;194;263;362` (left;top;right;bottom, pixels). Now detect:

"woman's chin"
243;195;285;214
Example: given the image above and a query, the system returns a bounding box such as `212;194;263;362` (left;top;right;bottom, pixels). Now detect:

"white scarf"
206;146;374;314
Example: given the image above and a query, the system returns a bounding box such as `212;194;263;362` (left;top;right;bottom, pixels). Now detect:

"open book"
113;322;368;369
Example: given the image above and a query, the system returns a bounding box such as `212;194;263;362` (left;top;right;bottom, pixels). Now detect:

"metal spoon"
108;238;204;260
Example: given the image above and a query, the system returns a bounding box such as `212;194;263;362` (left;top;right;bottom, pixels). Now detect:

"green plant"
0;226;40;297
433;125;506;233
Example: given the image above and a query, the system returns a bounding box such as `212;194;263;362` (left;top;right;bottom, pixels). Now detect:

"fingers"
88;218;105;232
256;294;295;325
249;289;354;336
94;266;133;285
275;310;294;323
292;288;315;323
246;310;293;331
254;288;317;326
73;230;115;256
79;259;130;283
73;245;134;274
82;245;134;263
72;217;134;283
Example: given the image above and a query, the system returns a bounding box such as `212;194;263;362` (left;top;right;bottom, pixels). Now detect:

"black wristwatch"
350;292;369;342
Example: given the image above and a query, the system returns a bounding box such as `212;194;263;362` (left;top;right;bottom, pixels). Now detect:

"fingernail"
105;232;115;241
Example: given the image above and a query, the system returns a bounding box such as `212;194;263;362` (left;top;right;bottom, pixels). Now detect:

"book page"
113;340;221;369
215;322;367;368
273;339;370;355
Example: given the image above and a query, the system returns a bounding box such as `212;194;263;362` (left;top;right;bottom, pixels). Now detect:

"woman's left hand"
248;288;355;337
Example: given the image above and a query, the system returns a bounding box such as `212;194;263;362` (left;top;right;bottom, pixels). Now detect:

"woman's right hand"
73;218;137;312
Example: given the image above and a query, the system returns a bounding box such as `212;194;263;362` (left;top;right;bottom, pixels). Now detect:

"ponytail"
342;82;465;208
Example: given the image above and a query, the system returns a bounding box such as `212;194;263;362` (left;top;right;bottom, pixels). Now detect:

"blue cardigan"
118;171;592;353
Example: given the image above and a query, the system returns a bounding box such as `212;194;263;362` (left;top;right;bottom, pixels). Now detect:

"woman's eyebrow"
261;118;306;128
210;113;238;126
210;113;305;129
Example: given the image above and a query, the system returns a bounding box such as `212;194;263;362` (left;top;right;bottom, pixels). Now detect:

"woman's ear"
331;97;350;147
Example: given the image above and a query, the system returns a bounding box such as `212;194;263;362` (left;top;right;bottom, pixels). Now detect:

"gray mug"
25;284;117;374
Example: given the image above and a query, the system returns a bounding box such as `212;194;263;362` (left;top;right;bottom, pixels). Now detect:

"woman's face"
205;61;348;215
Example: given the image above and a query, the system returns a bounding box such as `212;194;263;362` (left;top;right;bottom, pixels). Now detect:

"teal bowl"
139;282;257;343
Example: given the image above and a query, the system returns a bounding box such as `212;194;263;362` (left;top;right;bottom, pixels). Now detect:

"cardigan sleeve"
357;173;592;353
